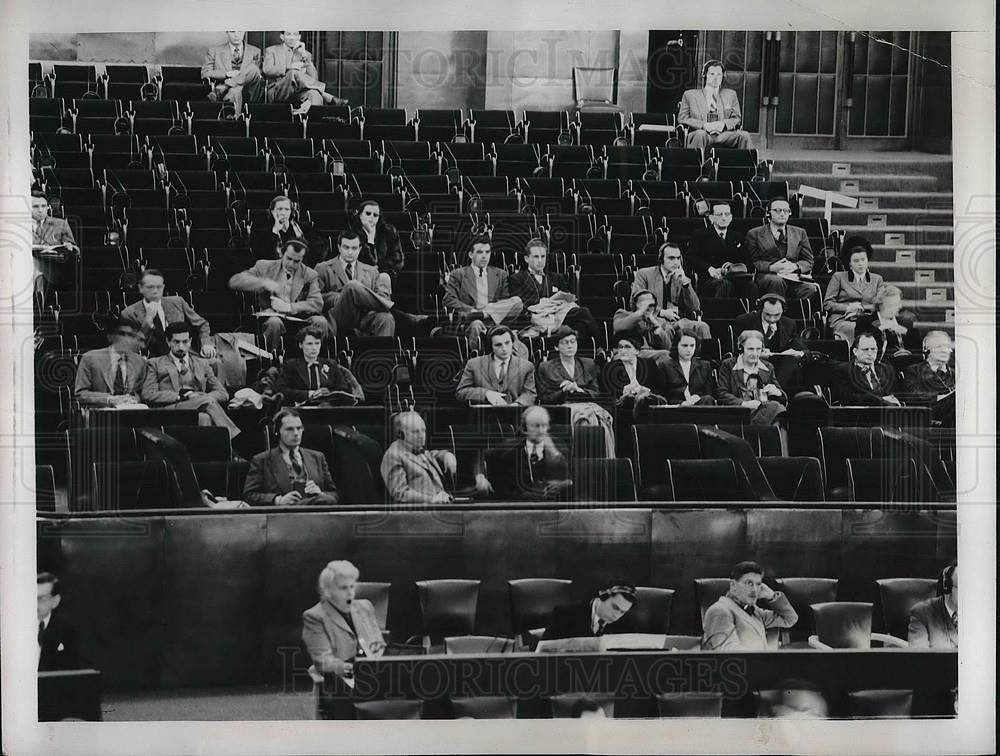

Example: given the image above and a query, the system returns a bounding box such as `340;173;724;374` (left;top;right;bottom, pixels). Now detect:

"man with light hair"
302;560;385;719
381;411;479;504
201;30;263;111
902;330;955;426
482;406;572;501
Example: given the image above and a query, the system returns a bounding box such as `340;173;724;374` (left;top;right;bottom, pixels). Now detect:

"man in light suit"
303;560;385;719
381;411;465;504
121;269;215;357
630;242;711;348
242;408;340;506
228;239;332;351
455;325;536;407
745;197;820;304
140;322;241;439
31;191;78;296
262;30;345;114
442;236;524;343
201;30;263;112
74;316;147;407
702;561;798;651
678;60;752;151
315;229;395;337
908;562;958;649
276;326;364;406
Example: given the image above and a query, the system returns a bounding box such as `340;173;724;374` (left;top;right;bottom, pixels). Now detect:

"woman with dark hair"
855;283;922;361
662;328;717;405
350;199;404;278
823;235;883;341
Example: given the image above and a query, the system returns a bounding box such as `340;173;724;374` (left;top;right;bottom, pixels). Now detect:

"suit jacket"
38;615;79;672
352;221;404;277
32;216;77;249
250;220;328;268
901;362;955;404
831;361;897;406
701;593;798;651
745;224;814;275
907;596;957;649
276;357;364;405
262;43;318;87
536;356;600;404
686;225;750;279
121;296;212;352
74;347;147;406
823;271;884;329
662;358;716;403
443;265;514;314
380;439;453;504
542;600;598;641
485;437;571;501
631;266;702;317
732;312;804;353
678;87;744;132
455;355;536;406
314;257;393;309
228;258;324;315
602;357;668;398
716;355;786;405
507;269;573;309
141;353;228;406
200;42;263;83
242;447;339;506
302;599;383;675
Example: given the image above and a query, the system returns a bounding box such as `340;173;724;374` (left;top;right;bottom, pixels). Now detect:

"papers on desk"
32;244;72;260
599;633;668;651
253;311;307;322
535;637;601;653
105;403;149;409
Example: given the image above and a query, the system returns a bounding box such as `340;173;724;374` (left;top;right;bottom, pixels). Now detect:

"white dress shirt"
474;266;489;309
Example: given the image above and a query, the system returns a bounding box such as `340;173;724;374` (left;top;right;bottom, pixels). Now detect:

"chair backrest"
663;634;702;651
758;457;825;502
353;700;423;719
36;465;57;513
848;689;913;719
550;693;615;718
754;687;829;718
655;692;723;718
817;427;884;496
450;696;516;719
356;581;392;631
570;458;636;502
693;578;732;630
573;67;618;105
875;578;937;639
667;459;739;502
847;458;921;503
91;460;176;510
631;424;701;490
416;579;480;642
443;635;515;654
331;425;384;504
161;425;232;462
811;602;873;649
775;578;838;640
508;578;573;637
614;586;675;634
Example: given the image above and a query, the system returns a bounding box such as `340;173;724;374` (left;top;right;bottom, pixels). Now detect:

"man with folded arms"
702;561;798;651
201;30;263;112
122;269;215;358
686;201;756;299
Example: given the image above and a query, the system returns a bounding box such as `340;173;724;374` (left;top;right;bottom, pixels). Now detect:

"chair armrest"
307;664;324;683
871;632;909;648
807;635;832;650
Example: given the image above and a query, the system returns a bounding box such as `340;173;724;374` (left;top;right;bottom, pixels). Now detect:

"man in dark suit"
314;229;395;337
455;325;536;407
745;197;820;304
507;238;599;341
482;406;571;501
908;562;958;649
242;408;340;506
37;572;78;672
901;330;956;425
200;30;264;111
121;269;215;357
733;294;805;392
685;201;756;299
73;315;148;407
276;325;364;406
542;580;638;641
442;236;523;342
31;191;78;296
831;332;900;406
141;322;241;439
677;60;752;150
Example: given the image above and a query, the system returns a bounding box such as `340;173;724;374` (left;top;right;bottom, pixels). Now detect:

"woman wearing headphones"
823;236;884;341
854;283;923;363
350;199;404;279
716;329;787;425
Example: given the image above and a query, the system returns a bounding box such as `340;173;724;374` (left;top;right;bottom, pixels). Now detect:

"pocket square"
57;642;65;651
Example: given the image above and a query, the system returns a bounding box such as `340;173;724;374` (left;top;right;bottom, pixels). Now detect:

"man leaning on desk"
542;580;638;640
701;561;798;651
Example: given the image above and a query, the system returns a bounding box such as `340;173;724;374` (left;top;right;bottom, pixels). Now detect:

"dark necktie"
950;611;957;629
765;325;776;343
113;354;126;395
776;229;786;248
865;367;876;390
309;363;321;391
345;263;353;280
743;603;756;617
595;619;606;636
478;268;485;278
152;306;165;335
38;621;44;646
178;356;189;376
232;46;242;66
291;451;303;478
497;360;508;387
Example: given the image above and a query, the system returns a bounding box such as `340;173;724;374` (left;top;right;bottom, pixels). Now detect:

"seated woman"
536;326;614;456
855;283;922;362
661;328;717;406
350;199;404;279
716;329;787;425
823;236;883;341
601;334;668;456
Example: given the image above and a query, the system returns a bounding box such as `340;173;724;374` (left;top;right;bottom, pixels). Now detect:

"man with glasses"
745;198;819;304
702;561;798;651
628;242;711;349
73;315;148;407
685;200;756;299
121;269;215;358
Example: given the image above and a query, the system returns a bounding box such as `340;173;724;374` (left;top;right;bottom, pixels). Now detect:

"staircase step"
873;244;953;264
770;159;952;178
833;191;953;210
836;225;955;245
802;206;954;227
873;262;955;283
774;173;940;192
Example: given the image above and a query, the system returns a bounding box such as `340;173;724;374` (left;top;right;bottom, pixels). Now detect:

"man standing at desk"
701;561;798;651
542;580;638;640
37;572;78;672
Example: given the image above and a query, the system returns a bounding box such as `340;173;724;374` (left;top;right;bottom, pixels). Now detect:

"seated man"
677;59;752;151
381;411;483;504
733;293;805;392
701;561;798;651
901;330;956;425
746;198;820;304
276;325;364;406
481;406;571;501
122;268;215;358
908;562;958;649
455;325;536;407
507;238;599;341
542;579;638;640
73;315;147;407
315;230;395;338
200;30;263;112
302;560;386;720
141;322;241;440
243;408;339;506
716;329;788;426
612;290;674;370
228;239;332;352
685;201;757;299
262;30;346;114
442;236;524;343
631;242;712;348
37;572;78;672
831;332;900;407
250;196;328;268
31;190;79;297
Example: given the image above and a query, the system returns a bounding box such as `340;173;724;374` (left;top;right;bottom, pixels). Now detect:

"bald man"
380;412;458;505
482;406;572;501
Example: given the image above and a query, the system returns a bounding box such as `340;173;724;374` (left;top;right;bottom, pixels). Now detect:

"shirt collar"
850;271;871;283
733;355;762;375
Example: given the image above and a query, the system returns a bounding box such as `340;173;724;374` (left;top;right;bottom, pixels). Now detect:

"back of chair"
669;459;739;502
36;465;57;513
847;458;921;503
663;634;702;651
615;586;674;634
655;692;723;718
416;579;480;643
776;577;838;641
91;460;178;510
443;635;515;655
353;699;423;720
693;578;731;631
571;458;636;502
451;696;516;719
356;581;391;632
848;689;913;719
508;578;573;639
550;693;615;718
875;578;937;639
811;602;873;649
759;457;825;502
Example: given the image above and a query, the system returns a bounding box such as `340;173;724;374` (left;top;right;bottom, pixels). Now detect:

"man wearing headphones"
685;200;757;299
745;197;820;307
678;60;752;151
908;561;958;648
716;329;788;425
702;561;798;651
901;330;956;426
629;242;712;349
481;406;571;501
249;196;328;268
733;294;806;392
542;579;638;640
